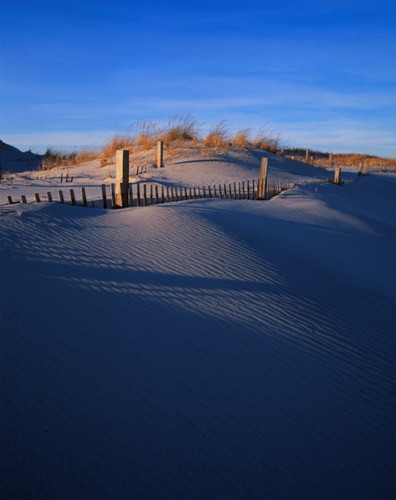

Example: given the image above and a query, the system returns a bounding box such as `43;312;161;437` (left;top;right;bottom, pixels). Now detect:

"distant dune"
0;140;42;172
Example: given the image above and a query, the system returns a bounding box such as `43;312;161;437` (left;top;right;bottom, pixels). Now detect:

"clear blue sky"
1;0;395;156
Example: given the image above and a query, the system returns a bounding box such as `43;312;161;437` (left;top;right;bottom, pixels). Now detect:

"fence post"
358;162;363;176
70;189;76;206
155;185;159;204
7;195;13;204
129;183;134;207
333;167;341;185
116;149;129;208
143;184;147;206
21;195;27;204
258;158;268;199
47;192;53;202
101;184;108;209
136;183;141;207
59;190;65;204
157;141;164;168
305;149;309;163
34;193;41;203
81;187;87;207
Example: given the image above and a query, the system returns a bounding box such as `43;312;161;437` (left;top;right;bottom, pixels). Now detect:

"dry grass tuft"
233;128;252;149
135;120;158;151
99;135;134;167
253;126;281;153
42;147;98;170
203;121;230;150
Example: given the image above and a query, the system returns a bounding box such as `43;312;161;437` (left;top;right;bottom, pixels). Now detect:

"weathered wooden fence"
4;178;294;209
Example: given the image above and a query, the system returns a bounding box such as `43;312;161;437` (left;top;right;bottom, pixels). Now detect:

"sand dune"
0;147;395;498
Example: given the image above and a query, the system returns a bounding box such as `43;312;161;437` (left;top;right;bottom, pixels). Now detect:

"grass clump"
99;135;134;167
253;126;281;153
203;121;230;150
43;147;98;170
233;128;252;149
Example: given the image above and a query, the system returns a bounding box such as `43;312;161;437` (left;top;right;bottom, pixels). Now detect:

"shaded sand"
1;150;395;498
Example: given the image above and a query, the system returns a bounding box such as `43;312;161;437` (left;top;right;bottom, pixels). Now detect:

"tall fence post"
258;158;268;199
116;149;130;208
157;141;164;168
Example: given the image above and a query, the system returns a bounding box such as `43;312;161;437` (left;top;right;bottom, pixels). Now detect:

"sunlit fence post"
157;141;164;168
116;149;130;208
334;167;341;185
258;158;268;199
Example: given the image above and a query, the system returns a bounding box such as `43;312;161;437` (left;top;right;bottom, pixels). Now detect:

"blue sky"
1;0;395;156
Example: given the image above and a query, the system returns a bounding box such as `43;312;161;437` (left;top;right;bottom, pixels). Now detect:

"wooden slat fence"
3;178;295;209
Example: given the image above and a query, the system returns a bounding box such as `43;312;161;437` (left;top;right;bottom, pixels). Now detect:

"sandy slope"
0;149;395;498
0;146;333;205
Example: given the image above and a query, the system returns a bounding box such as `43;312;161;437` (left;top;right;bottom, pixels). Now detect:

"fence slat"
111;183;116;207
70;189;76;206
81;188;87;207
101;184;108;209
143;184;147;206
136;183;141;207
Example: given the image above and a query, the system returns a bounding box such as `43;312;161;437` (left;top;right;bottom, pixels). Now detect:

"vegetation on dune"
42;147;97;170
38;115;395;170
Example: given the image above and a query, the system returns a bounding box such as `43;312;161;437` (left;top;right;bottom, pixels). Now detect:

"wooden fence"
4;178;295;209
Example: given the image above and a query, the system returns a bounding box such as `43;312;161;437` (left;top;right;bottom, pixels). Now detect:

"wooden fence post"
21;195;27;204
116;149;129;208
358;163;363;176
333;167;341;185
258;158;268;199
136;183;141;207
143;184;147;206
47;192;53;202
157;141;164;168
59;190;65;204
111;183;116;207
34;193;41;203
129;183;134;207
7;195;13;204
101;184;107;209
70;189;76;206
81;188;87;207
305;149;309;163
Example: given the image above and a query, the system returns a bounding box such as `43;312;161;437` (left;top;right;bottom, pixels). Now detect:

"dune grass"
41;116;395;170
42;148;98;170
